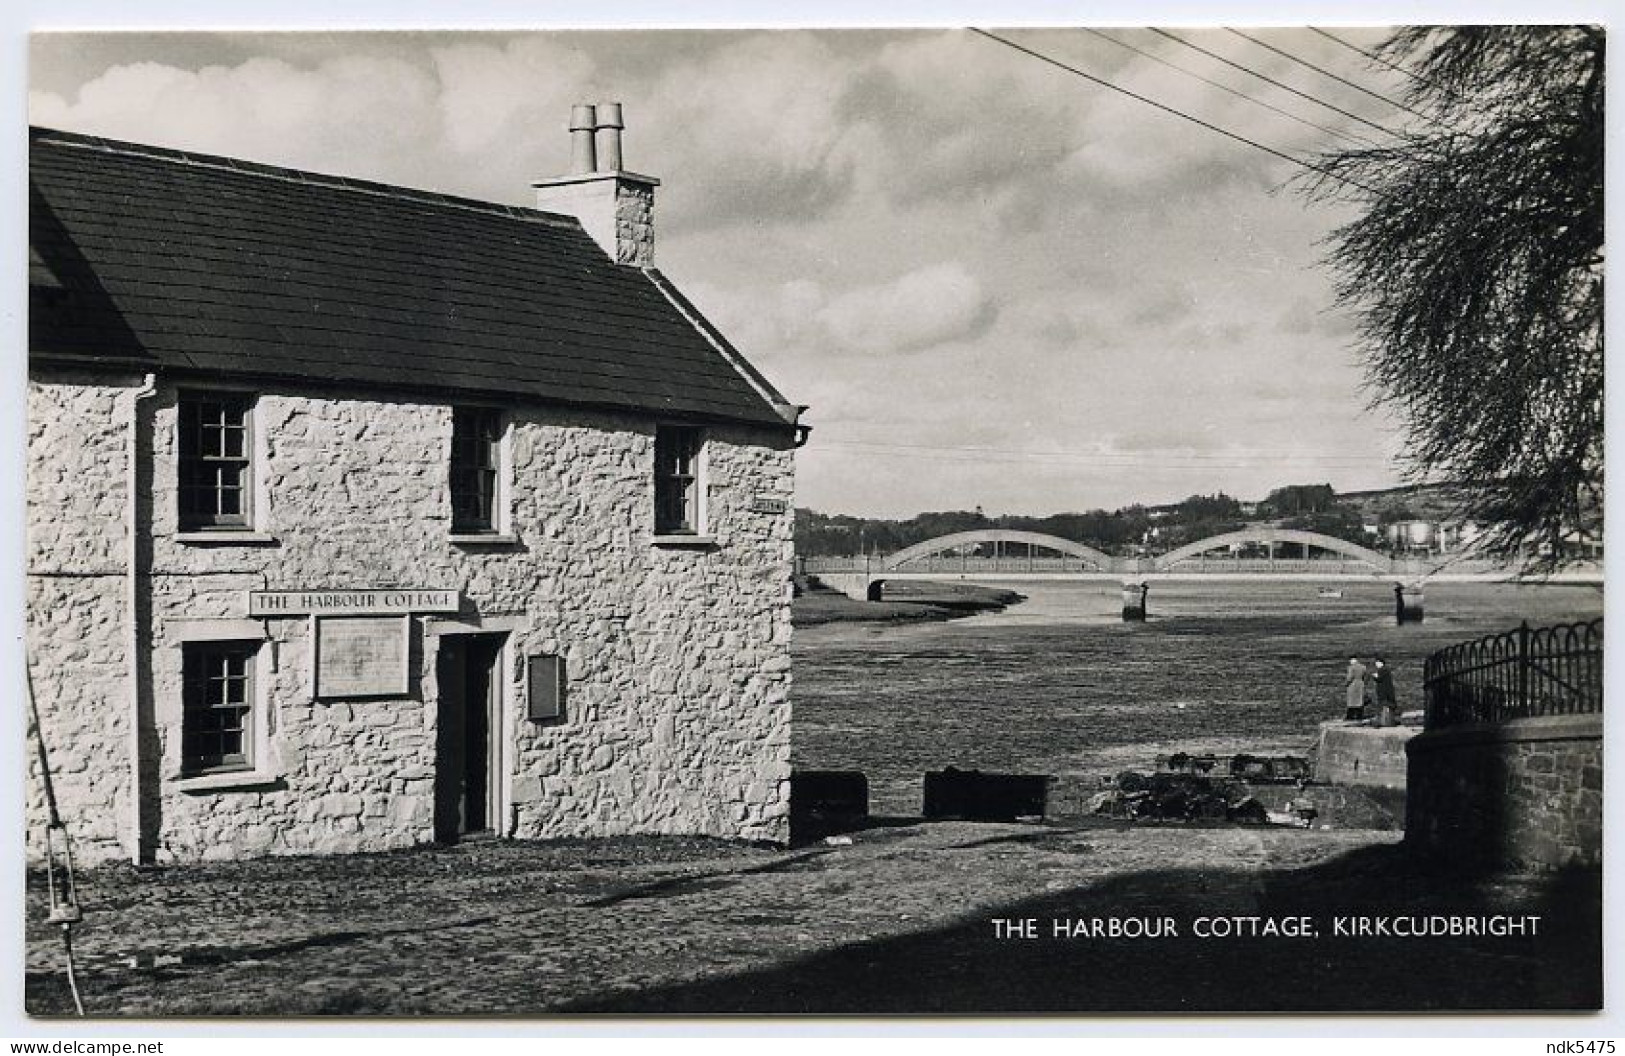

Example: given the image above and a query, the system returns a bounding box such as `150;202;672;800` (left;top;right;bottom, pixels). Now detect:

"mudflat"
792;580;1603;813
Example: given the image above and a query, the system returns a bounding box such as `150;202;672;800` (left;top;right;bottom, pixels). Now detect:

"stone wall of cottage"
27;371;795;864
25;372;141;864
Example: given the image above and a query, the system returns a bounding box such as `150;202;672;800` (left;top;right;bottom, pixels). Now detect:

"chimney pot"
534;104;660;267
596;102;625;171
568;103;598;174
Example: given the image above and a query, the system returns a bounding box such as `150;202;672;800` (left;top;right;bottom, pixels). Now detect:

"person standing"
1373;658;1398;726
1344;657;1368;721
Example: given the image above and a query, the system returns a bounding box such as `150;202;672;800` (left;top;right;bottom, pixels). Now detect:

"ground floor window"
181;640;258;774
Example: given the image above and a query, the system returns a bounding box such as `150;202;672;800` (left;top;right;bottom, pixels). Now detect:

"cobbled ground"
24;822;1599;1016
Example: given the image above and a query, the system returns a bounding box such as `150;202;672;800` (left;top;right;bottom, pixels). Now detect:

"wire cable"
822;437;1394;460
1148;27;1405;141
817;439;1394;470
1309;28;1439;93
1223;28;1436;125
968;29;1386;198
1081;28;1381;148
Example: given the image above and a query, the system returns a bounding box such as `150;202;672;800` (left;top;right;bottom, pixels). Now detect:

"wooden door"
433;635;501;841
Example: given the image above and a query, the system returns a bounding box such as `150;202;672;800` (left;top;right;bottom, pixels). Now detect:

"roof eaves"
26;352;795;429
642;268;805;430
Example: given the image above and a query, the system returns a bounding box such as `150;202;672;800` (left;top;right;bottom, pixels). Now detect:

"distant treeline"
794;484;1444;557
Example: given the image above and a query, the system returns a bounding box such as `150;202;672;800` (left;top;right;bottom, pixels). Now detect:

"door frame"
424;617;519;839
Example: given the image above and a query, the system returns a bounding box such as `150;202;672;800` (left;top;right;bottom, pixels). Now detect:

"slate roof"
29;127;798;430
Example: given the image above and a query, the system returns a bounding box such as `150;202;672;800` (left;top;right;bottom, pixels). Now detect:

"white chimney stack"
533;101;659;267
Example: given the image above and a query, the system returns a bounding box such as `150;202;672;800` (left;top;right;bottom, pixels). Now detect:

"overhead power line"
1081;27;1381;148
1223;27;1436;125
1309;27;1441;93
818;438;1394;469
968;28;1386;198
1148;27;1404;141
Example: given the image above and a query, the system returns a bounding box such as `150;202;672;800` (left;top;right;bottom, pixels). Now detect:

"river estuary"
790;579;1603;815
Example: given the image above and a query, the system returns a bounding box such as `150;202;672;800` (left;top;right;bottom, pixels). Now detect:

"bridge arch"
883;530;1114;571
1154;528;1392;572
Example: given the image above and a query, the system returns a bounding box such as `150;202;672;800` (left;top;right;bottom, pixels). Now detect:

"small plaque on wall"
750;495;789;515
312;615;410;699
527;654;565;721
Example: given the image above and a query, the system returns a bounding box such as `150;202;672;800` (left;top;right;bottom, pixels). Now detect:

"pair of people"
1344;656;1398;724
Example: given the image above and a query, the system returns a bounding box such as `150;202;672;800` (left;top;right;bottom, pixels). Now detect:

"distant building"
1385;520;1438;552
27;109;805;865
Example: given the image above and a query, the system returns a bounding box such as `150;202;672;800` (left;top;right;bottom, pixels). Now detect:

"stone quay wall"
1312;722;1417;791
27;369;795;864
1405;713;1601;872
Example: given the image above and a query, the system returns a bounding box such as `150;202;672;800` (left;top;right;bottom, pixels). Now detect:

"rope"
27;663;86;1016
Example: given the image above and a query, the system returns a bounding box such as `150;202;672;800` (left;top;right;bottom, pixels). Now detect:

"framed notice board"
312;615;410;698
527;654;565;721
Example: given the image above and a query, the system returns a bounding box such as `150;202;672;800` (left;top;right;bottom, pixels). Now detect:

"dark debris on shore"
792;576;1024;626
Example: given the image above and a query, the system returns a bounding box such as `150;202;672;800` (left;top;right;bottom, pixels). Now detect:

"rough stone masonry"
27;375;796;864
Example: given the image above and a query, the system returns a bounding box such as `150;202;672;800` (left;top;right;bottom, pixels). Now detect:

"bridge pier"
1121;581;1149;622
1394;583;1425;625
811;572;875;602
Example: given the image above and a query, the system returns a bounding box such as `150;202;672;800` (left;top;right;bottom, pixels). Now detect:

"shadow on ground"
24;834;1599;1016
561;842;1600;1015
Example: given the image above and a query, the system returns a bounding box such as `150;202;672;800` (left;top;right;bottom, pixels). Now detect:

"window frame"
653;425;706;537
180;639;260;777
177;391;256;533
449;406;509;539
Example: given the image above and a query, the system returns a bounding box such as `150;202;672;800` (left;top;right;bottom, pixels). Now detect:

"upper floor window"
450;407;503;534
654;426;703;535
181;640;258;775
179;393;253;531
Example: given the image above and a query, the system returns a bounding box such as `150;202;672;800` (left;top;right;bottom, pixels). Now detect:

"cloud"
29;29;1408;517
642;32;871;231
687;259;997;363
30;55;447;185
426;38;595;157
1278;296;1358;339
1127;286;1196;327
819;262;997;354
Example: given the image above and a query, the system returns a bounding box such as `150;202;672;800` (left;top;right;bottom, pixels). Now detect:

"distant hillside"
796;482;1472;557
1336;483;1471;524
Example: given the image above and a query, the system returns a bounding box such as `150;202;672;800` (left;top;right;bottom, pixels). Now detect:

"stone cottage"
26;106;805;865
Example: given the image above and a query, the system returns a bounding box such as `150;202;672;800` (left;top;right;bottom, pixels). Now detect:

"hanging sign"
249;588;459;617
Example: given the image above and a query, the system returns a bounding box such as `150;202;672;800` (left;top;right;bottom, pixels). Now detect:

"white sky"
21;24;1496;516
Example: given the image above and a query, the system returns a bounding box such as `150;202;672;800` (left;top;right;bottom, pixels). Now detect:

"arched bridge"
1155;527;1393;572
803;526;1595;608
884;530;1114;571
846;526;1394;577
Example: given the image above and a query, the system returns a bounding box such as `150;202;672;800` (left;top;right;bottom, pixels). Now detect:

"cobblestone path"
25;822;1597;1016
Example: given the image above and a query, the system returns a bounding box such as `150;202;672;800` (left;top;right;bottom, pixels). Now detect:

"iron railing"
1423;617;1603;730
